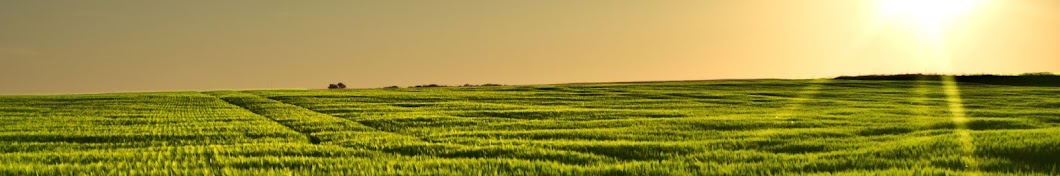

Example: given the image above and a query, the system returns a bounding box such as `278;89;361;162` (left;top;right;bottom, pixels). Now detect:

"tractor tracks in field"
205;91;637;166
205;91;325;144
205;91;442;148
223;92;622;165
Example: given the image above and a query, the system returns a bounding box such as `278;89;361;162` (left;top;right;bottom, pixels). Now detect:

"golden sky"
1;0;1057;94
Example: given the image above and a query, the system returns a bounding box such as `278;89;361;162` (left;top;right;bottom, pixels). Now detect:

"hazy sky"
2;0;1058;94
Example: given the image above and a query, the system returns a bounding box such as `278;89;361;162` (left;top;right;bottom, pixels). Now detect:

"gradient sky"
2;0;1058;94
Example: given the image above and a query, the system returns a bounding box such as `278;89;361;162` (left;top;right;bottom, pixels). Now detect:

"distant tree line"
327;82;347;89
404;83;504;88
376;83;505;89
328;82;505;90
833;72;1059;87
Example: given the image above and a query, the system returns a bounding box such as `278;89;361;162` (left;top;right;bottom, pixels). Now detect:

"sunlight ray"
758;79;831;139
773;79;830;120
941;75;978;175
909;76;934;127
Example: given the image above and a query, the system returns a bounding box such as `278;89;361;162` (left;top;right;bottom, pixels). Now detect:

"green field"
1;79;1058;175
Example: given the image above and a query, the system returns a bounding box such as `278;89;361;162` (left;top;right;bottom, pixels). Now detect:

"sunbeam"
773;79;830;120
942;75;978;175
910;76;933;127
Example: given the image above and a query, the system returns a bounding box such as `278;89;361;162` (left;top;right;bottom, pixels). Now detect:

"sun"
874;0;984;40
871;0;985;72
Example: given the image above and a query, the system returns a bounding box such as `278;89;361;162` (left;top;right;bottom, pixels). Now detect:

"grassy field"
1;79;1058;175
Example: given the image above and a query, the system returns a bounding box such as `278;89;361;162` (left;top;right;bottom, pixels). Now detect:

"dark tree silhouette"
336;82;347;89
328;84;340;89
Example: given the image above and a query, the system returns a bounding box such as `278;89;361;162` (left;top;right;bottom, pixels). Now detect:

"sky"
1;0;1058;94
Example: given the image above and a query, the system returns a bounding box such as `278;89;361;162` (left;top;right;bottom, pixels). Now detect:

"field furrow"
1;80;1058;175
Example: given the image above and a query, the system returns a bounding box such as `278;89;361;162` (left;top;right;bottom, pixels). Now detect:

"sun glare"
875;0;983;39
872;0;985;73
